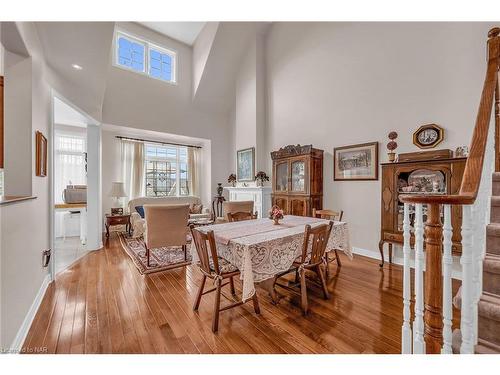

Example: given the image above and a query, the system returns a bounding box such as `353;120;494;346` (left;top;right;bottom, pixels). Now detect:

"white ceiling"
138;22;206;45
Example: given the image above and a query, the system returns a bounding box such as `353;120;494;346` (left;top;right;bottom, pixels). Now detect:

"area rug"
118;233;192;274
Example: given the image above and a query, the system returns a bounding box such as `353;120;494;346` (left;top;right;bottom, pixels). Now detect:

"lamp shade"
109;182;127;198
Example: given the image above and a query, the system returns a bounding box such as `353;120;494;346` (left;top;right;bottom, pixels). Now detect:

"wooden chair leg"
212;280;222;333
252;292;261;314
183;245;187;261
295;270;300;284
229;276;236;295
193;275;206;311
299;268;308;315
334;249;342;267
146;247;150;267
316;265;330;300
324;254;330;279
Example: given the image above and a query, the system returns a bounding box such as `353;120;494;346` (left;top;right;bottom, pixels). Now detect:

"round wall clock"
413;124;444;149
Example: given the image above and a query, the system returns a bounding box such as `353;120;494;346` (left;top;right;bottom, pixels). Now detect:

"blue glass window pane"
150;50;161;60
161;54;171;64
119;57;131;67
131;61;143;71
161;70;171;81
150;68;161;78
150;58;161;70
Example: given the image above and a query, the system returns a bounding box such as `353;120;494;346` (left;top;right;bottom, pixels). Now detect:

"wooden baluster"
441;205;453;354
495;78;499;172
423;203;444;354
460;205;474;353
413;203;425;354
401;203;412;353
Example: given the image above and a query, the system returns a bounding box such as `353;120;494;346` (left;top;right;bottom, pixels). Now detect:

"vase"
257;179;263;187
217;183;223;196
387;152;396;162
273;218;280;225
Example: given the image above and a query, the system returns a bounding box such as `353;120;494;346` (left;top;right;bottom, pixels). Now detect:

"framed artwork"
413;123;444;149
334;142;379;181
35;131;47;177
236;147;255;182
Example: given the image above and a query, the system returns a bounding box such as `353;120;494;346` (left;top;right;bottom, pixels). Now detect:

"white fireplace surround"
224;186;272;219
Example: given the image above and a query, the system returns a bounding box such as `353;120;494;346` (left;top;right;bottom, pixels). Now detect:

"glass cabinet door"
275;162;289;192
291;160;306;192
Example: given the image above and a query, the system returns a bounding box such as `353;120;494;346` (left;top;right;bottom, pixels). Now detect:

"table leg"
105;223;110;238
257;278;279;304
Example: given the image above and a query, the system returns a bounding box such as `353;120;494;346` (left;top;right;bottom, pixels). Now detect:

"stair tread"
478;293;500;321
491;196;500;206
487;222;500;236
493;172;500;182
484;254;500;274
476;339;500;354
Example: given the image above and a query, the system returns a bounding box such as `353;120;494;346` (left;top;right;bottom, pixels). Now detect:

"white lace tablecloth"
190;215;352;301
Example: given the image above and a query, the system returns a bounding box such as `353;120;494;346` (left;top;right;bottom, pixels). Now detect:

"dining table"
190;215;352;302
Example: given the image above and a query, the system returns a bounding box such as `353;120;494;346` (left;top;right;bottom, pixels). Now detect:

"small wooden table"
105;213;131;237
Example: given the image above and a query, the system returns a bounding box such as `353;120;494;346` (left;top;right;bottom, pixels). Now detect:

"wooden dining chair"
273;221;333;315
227;211;257;222
312;208;343;275
190;224;261;332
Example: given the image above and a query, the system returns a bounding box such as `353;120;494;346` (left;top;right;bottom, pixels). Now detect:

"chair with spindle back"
190;224;261;332
312;208;343;276
273;222;333;315
227;211;257;222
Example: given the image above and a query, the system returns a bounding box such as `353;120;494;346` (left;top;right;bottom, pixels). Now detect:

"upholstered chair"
143;204;190;266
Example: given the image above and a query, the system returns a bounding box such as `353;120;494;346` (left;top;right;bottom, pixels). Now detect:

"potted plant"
227;173;237;187
254;171;269;187
269;205;284;225
387;131;398;162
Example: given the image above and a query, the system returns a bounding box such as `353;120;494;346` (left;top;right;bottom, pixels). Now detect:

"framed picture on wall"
334;141;379;181
35;130;47;177
236;147;255;182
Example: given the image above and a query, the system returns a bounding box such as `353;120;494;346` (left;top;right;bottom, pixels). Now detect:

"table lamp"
109;182;127;215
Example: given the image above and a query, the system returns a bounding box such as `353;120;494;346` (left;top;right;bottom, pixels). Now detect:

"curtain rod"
115;135;202;149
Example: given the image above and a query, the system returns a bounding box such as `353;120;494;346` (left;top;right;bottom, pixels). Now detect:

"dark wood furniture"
274;222;333;315
0;76;4;169
211;195;226;219
312;208;343;274
271;144;323;216
227;211;257;222
190;225;260;332
105;213;131;237
379;154;467;266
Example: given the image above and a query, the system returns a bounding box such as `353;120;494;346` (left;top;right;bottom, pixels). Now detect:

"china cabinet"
271;145;323;216
379;152;467;266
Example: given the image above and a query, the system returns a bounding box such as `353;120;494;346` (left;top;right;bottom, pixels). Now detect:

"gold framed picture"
334;142;379;181
35;131;47;177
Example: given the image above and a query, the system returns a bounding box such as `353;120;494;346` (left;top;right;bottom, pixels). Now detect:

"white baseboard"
9;274;51;353
352;246;404;266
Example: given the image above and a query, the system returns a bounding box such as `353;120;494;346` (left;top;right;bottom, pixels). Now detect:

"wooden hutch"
271;144;323;216
379;150;467;266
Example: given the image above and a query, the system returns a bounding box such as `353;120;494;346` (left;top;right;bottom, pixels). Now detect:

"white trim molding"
9;274;51;353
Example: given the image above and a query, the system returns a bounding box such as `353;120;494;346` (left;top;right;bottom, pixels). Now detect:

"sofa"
128;196;210;238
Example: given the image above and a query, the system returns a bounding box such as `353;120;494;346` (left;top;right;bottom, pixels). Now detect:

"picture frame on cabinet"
334;142;379;181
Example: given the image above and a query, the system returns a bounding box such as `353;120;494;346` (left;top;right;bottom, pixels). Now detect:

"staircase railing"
399;27;500;354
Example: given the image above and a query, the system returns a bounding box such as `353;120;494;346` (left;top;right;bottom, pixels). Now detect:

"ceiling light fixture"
71;64;83;70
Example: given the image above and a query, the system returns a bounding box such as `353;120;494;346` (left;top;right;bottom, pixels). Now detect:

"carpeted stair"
453;172;500;353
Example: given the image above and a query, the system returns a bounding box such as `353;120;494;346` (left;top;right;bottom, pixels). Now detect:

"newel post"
424;203;444;353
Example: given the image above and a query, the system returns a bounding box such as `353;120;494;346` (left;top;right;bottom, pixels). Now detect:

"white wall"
0;22;51;349
102;22;232;199
192;22;219;96
265;22;497;258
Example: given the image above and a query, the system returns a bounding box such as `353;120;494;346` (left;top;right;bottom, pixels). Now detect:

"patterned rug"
118;233;192;274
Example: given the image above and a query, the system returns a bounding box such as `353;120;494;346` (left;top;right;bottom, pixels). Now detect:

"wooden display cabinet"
271;145;323;216
379;154;467;266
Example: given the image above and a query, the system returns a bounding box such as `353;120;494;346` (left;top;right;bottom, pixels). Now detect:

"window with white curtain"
54;132;87;203
144;143;189;197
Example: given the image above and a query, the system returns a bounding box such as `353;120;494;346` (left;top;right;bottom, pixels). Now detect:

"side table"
105;213;131;237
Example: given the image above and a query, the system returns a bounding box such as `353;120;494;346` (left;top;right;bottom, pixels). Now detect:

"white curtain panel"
188;147;201;198
121;140;145;201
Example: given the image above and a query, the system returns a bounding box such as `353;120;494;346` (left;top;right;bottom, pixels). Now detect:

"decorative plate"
412;124;444;149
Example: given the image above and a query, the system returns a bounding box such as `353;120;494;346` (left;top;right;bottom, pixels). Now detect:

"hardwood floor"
22;233;454;354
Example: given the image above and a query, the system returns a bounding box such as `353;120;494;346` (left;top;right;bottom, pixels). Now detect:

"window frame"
113;30;178;85
144;143;189;197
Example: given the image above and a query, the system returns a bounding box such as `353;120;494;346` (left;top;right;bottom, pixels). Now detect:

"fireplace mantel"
223;186;272;218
